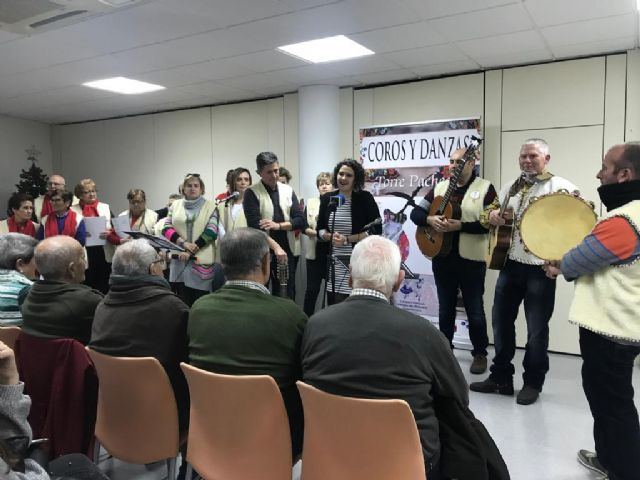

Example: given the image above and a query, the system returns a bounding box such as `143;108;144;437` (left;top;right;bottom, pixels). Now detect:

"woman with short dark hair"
0;193;37;238
36;189;86;246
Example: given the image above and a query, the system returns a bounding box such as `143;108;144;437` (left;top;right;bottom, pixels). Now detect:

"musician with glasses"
470;138;578;405
410;147;496;375
243;152;303;300
162;173;220;306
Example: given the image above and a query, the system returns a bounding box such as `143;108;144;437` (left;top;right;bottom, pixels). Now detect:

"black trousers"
303;256;326;316
580;327;640;480
431;254;489;357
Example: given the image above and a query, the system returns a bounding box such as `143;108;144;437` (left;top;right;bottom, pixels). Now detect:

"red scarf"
80;199;100;217
7;216;36;237
44;210;78;238
40;196;54;219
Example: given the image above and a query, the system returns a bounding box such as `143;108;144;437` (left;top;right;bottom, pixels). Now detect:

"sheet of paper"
111;215;130;239
84;216;108;246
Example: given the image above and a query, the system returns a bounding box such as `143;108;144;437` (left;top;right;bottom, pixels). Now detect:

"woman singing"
317;159;381;305
162;174;219;306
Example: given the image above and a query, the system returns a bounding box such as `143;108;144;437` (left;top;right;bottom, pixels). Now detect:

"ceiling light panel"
82;76;165;94
277;35;374;63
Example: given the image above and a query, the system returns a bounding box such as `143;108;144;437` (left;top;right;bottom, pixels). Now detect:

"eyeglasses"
151;256;166;266
82;190;97;194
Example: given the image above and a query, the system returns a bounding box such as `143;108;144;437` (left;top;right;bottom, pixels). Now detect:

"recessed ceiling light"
277;35;374;63
82;77;165;94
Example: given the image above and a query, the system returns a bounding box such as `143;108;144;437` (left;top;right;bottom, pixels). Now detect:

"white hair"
0;233;37;270
350;236;401;298
522;138;549;156
111;239;157;276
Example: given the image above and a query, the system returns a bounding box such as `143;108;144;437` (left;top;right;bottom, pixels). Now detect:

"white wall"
0;115;52;214
52;99;289;214
50;52;636;354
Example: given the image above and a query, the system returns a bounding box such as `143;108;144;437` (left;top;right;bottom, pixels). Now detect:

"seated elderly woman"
0;193;38;238
0;233;38;326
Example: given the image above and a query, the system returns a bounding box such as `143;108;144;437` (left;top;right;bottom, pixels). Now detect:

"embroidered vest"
170;199;217;265
568;200;640;342
434;177;491;262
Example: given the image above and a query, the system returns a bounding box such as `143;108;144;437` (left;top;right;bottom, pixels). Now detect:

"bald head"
35;236;85;282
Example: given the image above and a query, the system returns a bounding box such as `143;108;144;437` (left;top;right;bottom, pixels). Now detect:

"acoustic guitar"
415;137;482;258
486;175;526;270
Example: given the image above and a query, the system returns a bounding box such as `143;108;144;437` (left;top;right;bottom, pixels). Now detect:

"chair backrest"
0;326;21;350
14;332;97;459
86;348;180;464
297;381;426;480
180;363;292;480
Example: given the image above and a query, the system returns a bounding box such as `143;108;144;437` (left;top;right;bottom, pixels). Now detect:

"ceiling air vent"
0;0;148;35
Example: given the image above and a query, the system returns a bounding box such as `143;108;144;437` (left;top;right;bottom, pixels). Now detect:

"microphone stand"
321;199;339;308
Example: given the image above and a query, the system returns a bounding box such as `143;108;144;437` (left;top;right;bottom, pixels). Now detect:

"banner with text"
360;118;482;349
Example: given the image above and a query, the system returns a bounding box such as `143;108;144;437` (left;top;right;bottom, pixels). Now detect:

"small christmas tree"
15;146;48;198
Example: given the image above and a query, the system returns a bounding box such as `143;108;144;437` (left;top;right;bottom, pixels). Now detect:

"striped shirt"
561;216;640;280
0;269;33;326
327;199;353;294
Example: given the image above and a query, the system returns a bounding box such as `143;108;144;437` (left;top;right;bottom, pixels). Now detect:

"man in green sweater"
21;235;103;345
188;228;307;457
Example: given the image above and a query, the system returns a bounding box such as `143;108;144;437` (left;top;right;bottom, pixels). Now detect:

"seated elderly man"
21;236;103;345
188;227;307;457
0;233;38;326
301;236;508;480
90;239;189;429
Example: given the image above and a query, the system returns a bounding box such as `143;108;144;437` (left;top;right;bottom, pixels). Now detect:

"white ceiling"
0;0;637;124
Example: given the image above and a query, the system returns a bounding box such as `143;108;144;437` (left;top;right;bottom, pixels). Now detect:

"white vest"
497;175;579;265
568;200;640;343
169;199;217;265
434;177;491;262
0;219;38;235
117;209;158;235
250;181;301;256
216;202;248;260
303;197;321;260
34;194;79;222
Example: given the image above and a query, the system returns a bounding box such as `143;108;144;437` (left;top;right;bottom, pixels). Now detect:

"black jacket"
316;189;382;258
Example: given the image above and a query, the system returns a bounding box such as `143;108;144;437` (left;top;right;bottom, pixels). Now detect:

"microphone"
217;191;239;203
328;193;346;210
361;218;382;232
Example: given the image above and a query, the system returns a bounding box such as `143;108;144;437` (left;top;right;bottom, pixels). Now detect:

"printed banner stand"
360;118;482;349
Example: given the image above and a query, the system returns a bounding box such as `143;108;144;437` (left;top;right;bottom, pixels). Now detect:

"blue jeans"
580;327;640;480
489;260;556;390
432;254;489;357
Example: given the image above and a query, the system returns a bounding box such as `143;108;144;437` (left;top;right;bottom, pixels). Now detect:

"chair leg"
167;457;177;480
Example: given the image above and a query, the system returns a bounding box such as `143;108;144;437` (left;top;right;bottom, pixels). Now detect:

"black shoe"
470;355;487;374
469;377;514;395
577;449;608;477
516;385;540;405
